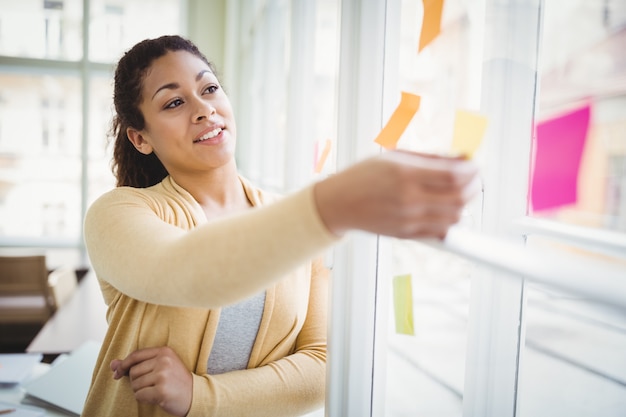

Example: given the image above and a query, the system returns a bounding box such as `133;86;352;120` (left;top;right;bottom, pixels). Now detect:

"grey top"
207;291;266;374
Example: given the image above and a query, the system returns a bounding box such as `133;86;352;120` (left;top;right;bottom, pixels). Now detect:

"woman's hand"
314;150;480;239
111;346;193;417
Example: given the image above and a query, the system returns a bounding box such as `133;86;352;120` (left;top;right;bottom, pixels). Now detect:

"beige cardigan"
82;176;337;417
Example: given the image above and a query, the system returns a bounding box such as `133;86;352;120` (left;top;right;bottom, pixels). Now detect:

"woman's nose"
193;99;216;122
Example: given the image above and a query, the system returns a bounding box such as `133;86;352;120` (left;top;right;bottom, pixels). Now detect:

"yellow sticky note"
374;92;421;149
451;109;488;159
393;274;415;336
419;0;445;52
314;139;332;173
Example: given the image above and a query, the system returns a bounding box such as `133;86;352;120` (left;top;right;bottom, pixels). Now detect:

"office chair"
0;255;56;325
47;266;78;310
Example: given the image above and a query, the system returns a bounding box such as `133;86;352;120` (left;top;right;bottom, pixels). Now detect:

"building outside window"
0;0;184;265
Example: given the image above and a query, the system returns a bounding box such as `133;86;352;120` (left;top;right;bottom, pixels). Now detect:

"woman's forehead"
141;51;215;97
145;51;214;83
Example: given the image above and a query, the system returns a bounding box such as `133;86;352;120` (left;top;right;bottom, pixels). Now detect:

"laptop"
22;340;101;416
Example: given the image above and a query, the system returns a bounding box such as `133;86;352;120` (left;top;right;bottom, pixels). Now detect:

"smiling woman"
82;35;480;417
125;50;238;190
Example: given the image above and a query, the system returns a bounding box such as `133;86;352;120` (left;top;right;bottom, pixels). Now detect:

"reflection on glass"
89;0;183;63
532;0;626;232
519;236;626;417
0;74;81;238
385;241;472;417
520;285;626;416
0;0;83;60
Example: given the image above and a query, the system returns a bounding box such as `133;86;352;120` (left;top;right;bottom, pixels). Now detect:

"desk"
0;363;72;416
27;272;107;354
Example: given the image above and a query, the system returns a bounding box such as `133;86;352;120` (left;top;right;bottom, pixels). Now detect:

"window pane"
0;0;83;60
89;0;184;63
0;73;82;239
311;0;340;177
531;0;626;233
389;0;480;155
385;242;473;416
0;0;185;247
380;0;481;415
87;75;116;206
234;1;289;190
518;237;626;416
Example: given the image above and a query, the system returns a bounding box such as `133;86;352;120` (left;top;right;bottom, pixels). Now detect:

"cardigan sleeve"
186;257;329;417
84;184;338;308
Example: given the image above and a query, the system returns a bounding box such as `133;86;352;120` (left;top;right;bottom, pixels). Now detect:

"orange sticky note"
419;0;445;52
374;92;421;149
314;139;332;173
451;109;488;158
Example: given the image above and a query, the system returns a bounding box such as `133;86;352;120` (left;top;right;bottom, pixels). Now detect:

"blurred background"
0;1;624;416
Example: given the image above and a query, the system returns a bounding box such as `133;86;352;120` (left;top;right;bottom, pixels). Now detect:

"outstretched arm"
85;151;477;310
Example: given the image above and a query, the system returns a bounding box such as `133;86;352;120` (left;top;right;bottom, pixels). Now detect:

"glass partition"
518;234;626;416
517;3;626;413
530;0;626;232
378;0;483;415
233;0;340;193
384;241;475;416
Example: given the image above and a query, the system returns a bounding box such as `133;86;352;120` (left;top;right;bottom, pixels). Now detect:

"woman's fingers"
315;151;480;238
383;151;479;192
111;346;192;417
111;347;160;379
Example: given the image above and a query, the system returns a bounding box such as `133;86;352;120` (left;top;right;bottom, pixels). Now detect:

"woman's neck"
171;164;252;216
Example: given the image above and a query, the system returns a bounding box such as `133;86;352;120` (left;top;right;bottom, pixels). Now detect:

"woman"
82;35;479;417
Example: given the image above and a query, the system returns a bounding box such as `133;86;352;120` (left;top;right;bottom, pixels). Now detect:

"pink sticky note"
530;103;591;212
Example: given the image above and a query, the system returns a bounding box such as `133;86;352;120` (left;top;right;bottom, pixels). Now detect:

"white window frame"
322;1;391;417
326;0;626;416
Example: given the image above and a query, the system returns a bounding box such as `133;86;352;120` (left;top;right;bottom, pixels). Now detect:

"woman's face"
127;50;237;178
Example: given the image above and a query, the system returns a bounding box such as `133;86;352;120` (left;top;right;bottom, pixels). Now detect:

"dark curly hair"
110;35;218;188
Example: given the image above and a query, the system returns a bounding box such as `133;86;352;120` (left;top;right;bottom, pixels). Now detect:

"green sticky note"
393;274;415;335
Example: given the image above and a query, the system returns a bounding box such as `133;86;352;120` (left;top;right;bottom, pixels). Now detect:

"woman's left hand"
111;346;193;417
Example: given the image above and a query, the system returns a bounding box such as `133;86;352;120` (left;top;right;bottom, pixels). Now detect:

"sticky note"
451;109;488;158
393;274;415;336
530;103;591;212
374;92;421;149
314;139;332;173
419;0;445;52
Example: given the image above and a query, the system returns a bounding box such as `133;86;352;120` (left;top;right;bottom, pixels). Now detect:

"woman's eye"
165;99;183;109
205;85;219;94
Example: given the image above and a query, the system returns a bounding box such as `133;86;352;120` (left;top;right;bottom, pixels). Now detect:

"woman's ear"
127;127;153;155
